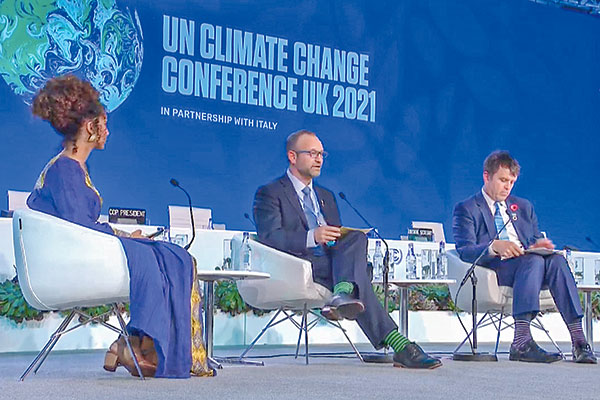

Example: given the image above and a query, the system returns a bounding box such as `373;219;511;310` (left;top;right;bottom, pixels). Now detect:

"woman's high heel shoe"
103;340;121;372
117;336;157;378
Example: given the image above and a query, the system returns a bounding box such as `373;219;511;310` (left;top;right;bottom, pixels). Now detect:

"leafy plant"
373;283;456;312
213;280;269;317
0;277;44;323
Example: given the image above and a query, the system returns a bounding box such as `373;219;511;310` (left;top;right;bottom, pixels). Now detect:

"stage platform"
1;343;597;400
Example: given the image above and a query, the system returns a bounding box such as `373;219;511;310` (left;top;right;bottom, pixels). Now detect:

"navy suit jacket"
453;192;544;268
253;174;341;258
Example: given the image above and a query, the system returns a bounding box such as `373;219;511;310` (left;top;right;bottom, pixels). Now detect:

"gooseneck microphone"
244;212;257;230
338;191;390;254
338;192;392;328
170;178;195;250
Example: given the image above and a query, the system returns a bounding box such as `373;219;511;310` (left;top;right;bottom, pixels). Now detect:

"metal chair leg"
308;310;364;362
335;321;364;362
453;312;491;354
294;310;305;360
113;304;145;380
532;316;564;357
303;304;309;365
494;313;503;356
19;310;77;381
239;308;285;360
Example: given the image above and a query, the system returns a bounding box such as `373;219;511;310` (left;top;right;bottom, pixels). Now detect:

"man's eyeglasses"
293;149;329;159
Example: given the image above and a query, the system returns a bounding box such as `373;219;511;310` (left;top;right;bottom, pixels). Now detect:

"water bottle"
406;243;417;279
241;232;252;271
388;249;395;280
437;241;448;279
373;240;384;280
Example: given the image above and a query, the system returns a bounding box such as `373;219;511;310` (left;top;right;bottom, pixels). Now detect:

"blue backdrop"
1;0;599;250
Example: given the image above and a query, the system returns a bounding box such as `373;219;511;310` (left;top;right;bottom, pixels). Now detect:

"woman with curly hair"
26;75;214;378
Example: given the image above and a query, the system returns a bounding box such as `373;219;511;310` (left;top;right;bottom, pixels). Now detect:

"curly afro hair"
32;75;105;143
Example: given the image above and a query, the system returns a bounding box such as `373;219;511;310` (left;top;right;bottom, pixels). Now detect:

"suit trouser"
307;231;398;349
489;253;583;323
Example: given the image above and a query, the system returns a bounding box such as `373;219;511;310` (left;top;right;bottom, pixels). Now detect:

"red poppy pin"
510;204;519;212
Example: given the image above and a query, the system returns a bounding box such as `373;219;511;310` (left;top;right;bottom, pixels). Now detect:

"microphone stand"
453;210;516;362
339;192;392;363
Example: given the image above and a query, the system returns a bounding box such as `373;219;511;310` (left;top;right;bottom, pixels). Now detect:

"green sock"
384;330;411;353
333;281;354;295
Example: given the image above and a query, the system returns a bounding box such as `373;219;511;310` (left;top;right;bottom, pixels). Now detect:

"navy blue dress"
27;155;195;378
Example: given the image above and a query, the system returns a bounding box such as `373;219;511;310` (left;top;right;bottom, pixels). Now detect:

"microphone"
338;192;391;296
244;212;257;229
170;178;196;250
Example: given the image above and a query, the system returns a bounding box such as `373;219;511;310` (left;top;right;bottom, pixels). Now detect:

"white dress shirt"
481;188;523;255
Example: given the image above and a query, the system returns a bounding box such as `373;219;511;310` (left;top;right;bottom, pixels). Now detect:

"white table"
577;284;600;352
197;270;270;367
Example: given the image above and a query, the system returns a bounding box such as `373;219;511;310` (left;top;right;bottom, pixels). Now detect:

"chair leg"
303;304;309;365
113;304;145;380
307;310;364;362
294;311;304;360
453;312;491;354
239;308;286;360
19;310;77;381
494;313;503;356
532;316;564;357
334;321;364;362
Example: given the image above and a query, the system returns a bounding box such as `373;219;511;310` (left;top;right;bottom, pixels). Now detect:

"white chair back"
7;190;30;211
232;234;331;310
12;209;129;311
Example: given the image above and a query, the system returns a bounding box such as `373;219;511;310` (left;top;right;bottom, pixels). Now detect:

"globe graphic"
0;0;144;112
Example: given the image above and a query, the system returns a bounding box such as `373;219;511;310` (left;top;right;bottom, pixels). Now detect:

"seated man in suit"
253;129;441;369
453;150;596;363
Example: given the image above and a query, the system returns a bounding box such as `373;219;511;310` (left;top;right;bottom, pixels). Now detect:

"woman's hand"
130;229;144;238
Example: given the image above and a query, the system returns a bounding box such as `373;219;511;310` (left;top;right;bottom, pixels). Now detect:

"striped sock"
384;330;411;353
567;319;587;346
333;281;354;296
513;319;533;349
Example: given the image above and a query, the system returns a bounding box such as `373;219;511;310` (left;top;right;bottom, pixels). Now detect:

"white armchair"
12;209;144;380
446;249;561;356
232;234;363;363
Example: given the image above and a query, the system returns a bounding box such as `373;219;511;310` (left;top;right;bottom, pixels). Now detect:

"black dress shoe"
572;342;597;364
393;343;442;369
321;293;365;321
509;340;562;363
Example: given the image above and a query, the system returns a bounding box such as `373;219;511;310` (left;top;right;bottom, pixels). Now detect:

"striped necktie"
494;202;510;240
302;186;324;255
302;186;319;230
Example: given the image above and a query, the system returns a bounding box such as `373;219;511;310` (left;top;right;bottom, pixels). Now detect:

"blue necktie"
302;186;324;255
302;186;319;229
494;202;510;240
